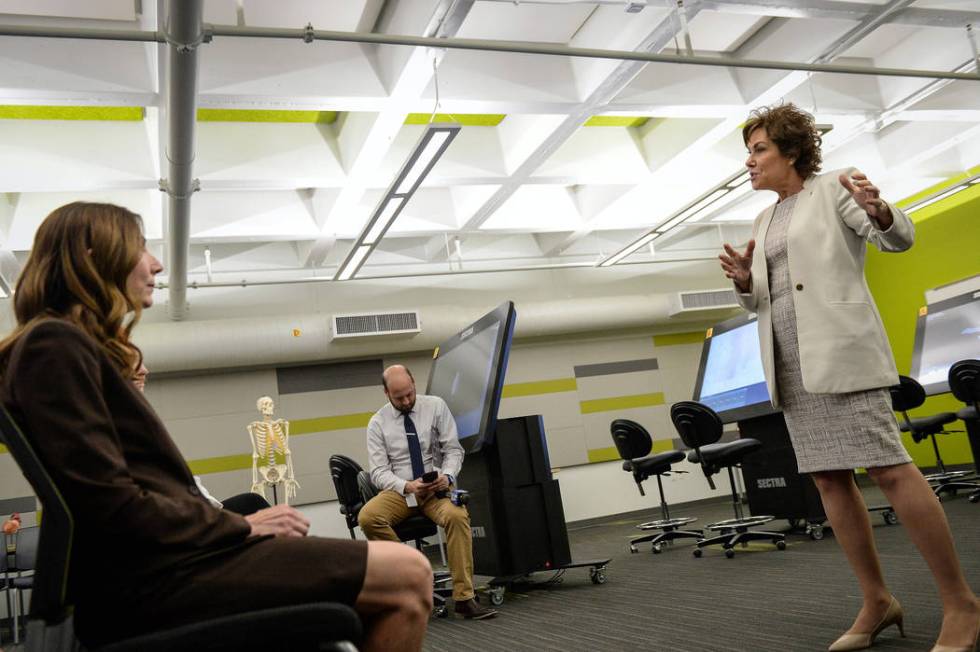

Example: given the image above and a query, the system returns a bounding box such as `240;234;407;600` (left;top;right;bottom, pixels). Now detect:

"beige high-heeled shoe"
929;613;980;652
828;597;905;652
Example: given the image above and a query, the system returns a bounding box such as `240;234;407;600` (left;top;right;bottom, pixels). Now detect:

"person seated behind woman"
0;202;433;652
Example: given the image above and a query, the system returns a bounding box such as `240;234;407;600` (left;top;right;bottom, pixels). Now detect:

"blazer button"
795;283;803;291
188;484;201;496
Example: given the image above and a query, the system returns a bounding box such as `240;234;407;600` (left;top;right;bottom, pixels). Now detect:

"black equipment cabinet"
464;415;572;577
737;413;827;531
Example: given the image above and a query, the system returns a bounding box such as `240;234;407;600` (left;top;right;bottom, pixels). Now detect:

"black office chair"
0;407;362;652
948;359;980;503
328;454;452;618
609;419;702;554
6;526;38;645
670;401;786;558
889;375;979;500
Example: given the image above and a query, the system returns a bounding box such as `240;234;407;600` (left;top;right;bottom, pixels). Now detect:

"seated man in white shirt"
358;365;497;620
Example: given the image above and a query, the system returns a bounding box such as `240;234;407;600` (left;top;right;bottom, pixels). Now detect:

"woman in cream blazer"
719;104;979;652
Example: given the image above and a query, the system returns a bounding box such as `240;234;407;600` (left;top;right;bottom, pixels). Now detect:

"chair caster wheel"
970;494;980;504
652;544;662;554
776;540;786;550
629;544;638;554
724;548;735;559
590;569;606;585
488;588;505;606
808;526;824;541
692;548;703;558
434;606;449;618
883;510;898;525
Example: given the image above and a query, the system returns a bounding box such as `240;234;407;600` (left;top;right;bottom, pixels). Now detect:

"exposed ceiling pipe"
161;0;204;320
0;22;976;82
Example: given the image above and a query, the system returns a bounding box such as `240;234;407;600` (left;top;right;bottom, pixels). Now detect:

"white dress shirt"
366;394;465;496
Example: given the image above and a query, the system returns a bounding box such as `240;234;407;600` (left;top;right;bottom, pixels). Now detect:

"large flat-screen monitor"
426;301;516;452
692;312;776;423
910;289;980;395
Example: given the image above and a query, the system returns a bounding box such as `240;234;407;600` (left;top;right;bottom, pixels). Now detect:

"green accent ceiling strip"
196;109;339;123
580;392;665;414
653;331;705;347
0;443;7;454
290;412;375;435
583;116;650;128
0;105;144;121
404;113;505;126
502;378;578;398
187;453;252;475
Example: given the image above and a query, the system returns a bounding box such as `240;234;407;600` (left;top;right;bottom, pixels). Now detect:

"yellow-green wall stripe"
0;443;7;454
290;412;375;435
587;438;672;464
502;378;577;398
580;392;665;414
653;332;705;347
0;105;144;121
197;109;338;124
187;453;253;475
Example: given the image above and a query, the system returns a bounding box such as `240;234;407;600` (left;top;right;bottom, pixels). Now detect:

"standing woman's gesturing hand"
839;171;893;229
719;240;756;293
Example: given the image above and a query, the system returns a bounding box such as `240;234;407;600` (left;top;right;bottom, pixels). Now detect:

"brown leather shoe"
454;598;498;620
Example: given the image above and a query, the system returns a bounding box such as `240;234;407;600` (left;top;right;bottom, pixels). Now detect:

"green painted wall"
866;184;980;466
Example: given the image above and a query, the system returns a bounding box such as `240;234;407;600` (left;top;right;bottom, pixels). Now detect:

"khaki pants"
358;490;475;601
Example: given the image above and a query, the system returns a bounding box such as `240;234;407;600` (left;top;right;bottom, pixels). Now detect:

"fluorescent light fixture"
363;196;405;245
906;184;969;213
655;188;730;233
395;130;455;195
598;232;660;267
334;123;461;281
337;245;372;281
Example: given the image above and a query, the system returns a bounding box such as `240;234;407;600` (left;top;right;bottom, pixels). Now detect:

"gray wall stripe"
277;359;383;395
574;357;658;378
0;496;37;515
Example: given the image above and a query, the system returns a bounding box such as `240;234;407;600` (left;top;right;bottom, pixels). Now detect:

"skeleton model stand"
248;396;300;505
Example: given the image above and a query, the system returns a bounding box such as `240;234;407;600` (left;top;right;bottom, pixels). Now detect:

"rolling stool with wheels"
948;359;980;504
610;419;702;554
670;401;786;559
890;375;979;500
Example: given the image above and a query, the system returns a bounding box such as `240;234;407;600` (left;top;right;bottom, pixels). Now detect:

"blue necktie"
403;412;425;479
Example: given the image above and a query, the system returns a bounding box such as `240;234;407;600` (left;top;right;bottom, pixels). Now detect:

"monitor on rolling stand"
426;302;609;604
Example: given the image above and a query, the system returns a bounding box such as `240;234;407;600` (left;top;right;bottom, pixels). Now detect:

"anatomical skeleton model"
248;396;300;505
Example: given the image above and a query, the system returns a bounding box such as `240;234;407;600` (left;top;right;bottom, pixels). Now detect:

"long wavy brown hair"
0;202;147;375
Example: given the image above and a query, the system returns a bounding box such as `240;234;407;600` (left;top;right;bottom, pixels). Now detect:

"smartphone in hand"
421;470;438;483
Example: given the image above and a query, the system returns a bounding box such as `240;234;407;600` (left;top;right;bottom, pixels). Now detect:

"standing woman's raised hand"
719;239;755;293
839;171;893;228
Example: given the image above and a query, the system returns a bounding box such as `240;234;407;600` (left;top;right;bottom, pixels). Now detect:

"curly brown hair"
0;202;147;376
742;103;822;179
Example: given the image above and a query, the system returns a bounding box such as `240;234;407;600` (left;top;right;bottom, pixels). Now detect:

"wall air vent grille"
669;289;739;316
332;311;421;338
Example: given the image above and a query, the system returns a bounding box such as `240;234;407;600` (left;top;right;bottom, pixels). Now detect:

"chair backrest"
889;375;925;414
609;419;652;461
948;359;980;408
670;401;723;450
0;406;73;629
356;471;379;502
328;455;365;528
14;525;41;571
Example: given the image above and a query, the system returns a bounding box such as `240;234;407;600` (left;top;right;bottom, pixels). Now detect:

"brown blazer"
1;319;252;599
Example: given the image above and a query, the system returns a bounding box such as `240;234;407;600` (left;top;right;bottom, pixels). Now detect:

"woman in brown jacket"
0;202;432;651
